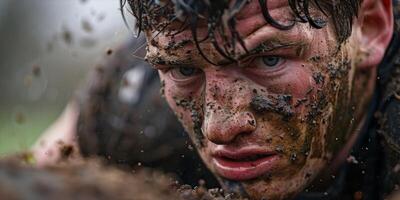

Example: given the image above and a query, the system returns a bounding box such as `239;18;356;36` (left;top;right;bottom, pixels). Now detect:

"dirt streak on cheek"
324;59;354;154
305;53;354;159
249;92;310;163
250;94;294;122
171;95;206;149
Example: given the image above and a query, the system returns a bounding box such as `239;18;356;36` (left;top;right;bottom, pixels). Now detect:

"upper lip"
212;146;277;161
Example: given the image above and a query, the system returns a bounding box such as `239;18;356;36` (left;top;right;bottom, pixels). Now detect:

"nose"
204;111;256;144
203;68;256;144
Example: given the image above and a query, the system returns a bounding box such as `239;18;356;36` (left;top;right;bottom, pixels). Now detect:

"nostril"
205;111;257;144
244;112;257;130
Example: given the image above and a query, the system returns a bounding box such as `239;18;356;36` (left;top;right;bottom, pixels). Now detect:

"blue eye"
170;66;202;81
179;67;197;76
262;56;282;67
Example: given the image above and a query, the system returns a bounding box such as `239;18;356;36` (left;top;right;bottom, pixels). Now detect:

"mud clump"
250;95;294;121
178;185;248;200
32;64;41;77
312;72;324;85
106;48;113;55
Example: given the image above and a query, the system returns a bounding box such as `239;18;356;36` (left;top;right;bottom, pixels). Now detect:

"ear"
357;0;393;69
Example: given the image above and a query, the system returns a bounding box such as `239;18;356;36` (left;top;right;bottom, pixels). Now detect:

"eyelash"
239;55;290;79
158;54;291;83
256;56;286;69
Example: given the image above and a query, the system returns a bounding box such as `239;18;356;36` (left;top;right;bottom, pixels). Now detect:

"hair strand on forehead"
124;0;362;64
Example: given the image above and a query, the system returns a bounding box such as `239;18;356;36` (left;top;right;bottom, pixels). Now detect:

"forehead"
144;0;332;65
235;0;288;19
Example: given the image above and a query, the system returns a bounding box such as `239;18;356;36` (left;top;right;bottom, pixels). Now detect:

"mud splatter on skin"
250;94;294;121
165;39;192;51
321;59;356;155
160;80;165;97
312;72;325;85
249;90;315;165
305;90;328;127
174;97;205;148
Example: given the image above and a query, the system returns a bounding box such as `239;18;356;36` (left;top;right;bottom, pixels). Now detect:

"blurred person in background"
32;36;218;187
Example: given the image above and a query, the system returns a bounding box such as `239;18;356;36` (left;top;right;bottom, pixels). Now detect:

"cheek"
163;81;192;123
273;66;315;97
161;75;207;146
248;64;317;98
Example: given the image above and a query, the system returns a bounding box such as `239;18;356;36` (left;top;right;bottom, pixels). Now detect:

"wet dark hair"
122;0;361;64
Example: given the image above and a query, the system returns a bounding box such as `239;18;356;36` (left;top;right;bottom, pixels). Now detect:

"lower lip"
212;155;279;181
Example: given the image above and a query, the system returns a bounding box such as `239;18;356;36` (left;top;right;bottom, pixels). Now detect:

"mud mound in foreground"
0;155;247;200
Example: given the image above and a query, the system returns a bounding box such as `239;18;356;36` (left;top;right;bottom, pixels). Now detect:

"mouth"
212;148;280;181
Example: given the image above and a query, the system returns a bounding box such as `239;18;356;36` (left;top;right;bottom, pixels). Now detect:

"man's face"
146;1;368;199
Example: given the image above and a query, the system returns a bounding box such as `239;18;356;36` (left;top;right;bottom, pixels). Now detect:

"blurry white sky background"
0;0;137;154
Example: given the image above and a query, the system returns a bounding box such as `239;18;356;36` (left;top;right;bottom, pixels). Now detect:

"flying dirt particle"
95;65;104;74
347;155;359;164
15;112;26;124
32;65;41;77
106;48;113;55
97;12;106;22
62;28;73;45
81;19;93;32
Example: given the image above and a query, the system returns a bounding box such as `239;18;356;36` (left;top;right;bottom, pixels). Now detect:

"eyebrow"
217;39;307;65
146;55;194;69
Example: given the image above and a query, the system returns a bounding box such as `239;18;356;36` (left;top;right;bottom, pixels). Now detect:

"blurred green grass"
0;107;60;156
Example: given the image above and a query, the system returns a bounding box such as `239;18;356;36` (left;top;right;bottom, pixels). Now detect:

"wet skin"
145;1;381;199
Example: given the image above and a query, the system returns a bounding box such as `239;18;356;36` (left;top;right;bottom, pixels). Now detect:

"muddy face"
144;1;373;199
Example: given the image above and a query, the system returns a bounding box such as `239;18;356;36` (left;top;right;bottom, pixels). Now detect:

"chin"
213;156;327;200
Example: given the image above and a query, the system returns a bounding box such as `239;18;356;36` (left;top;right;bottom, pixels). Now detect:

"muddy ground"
0;153;247;200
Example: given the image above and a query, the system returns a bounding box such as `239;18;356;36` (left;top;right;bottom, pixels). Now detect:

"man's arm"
31;101;80;167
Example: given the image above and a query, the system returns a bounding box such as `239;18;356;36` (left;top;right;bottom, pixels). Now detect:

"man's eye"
261;56;283;67
170;66;202;80
179;67;197;76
